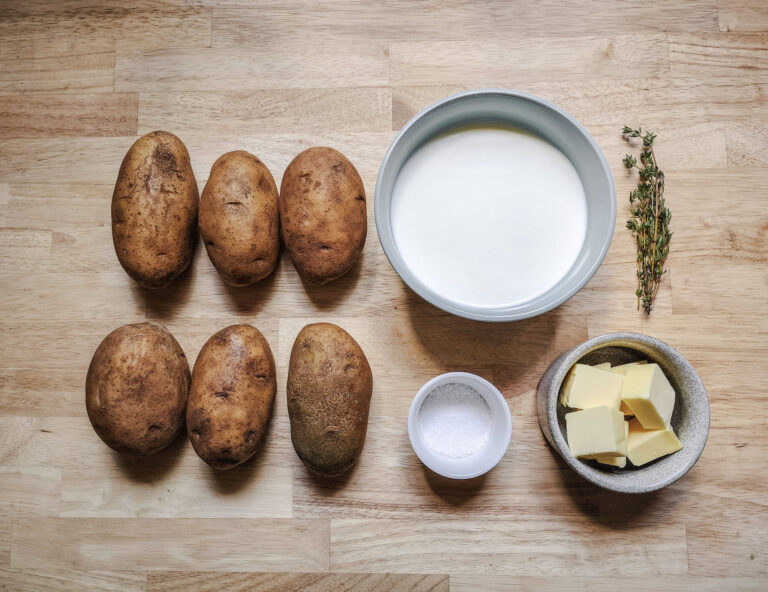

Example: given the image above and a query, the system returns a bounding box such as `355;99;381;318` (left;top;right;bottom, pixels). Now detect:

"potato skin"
85;322;191;456
279;147;367;285
187;325;277;469
112;131;199;289
200;151;280;286
287;323;373;477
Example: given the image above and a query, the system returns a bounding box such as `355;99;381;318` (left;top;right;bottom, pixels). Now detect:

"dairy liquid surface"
391;125;588;308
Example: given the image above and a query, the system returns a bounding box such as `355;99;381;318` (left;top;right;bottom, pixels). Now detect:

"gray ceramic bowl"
537;332;710;493
375;89;615;322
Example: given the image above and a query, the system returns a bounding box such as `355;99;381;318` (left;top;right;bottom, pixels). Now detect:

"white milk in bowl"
391;125;588;308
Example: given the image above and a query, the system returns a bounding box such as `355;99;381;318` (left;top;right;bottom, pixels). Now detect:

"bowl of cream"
375;89;615;321
408;372;512;479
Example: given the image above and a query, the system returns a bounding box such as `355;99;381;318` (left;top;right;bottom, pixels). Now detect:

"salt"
418;382;492;458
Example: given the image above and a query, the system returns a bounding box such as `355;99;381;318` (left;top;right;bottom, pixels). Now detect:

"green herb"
622;126;671;315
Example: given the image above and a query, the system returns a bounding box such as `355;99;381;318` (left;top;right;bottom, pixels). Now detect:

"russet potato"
200;151;280;286
287;323;372;477
112;131;199;289
187;325;277;469
86;322;191;456
279;147;367;285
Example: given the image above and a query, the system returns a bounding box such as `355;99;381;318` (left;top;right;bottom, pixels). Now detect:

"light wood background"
1;1;767;591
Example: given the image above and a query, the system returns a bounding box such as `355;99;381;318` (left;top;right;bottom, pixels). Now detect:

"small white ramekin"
408;372;512;479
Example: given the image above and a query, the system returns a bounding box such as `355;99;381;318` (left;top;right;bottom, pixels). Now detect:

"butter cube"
611;361;648;413
609;360;647;375
594;362;612;370
566;406;627;458
585;421;629;468
560;364;623;410
620;363;676;429
627;418;683;466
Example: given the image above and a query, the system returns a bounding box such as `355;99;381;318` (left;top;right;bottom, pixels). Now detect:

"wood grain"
147;572;448;592
0;183;8;227
590;123;727;170
211;1;718;45
719;0;768;32
0;369;89;417
0;271;144;321
0;7;211;59
669;32;768;78
49;227;123;273
138;88;392;135
389;35;670;86
0;52;115;95
58;458;293;519
4;183;112;228
0;228;51;273
0;519;10;567
392;79;768;128
0;569;146;592
1;2;767;590
0;417;116;467
10;518;329;571
0;93;138;138
0;467;61;516
725;120;768;166
686;501;768;576
115;46;389;92
330;518;688;575
1;0;184;12
450;576;768;592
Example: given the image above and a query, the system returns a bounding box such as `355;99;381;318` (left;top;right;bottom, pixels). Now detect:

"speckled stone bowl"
537;332;709;493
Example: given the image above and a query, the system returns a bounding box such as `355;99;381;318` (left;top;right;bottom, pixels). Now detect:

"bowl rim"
543;332;710;493
374;87;616;322
408;371;512;479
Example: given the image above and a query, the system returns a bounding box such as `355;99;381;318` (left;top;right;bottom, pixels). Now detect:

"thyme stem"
622;126;671;315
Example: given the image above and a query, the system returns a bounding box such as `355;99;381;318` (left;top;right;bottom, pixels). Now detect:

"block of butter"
620;363;676;429
609;360;647;375
566;406;627;458
560;364;623;410
610;361;647;414
594;362;612;370
586;421;629;468
627;418;682;466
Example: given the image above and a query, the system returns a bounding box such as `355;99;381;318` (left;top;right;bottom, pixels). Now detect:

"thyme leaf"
622;126;672;315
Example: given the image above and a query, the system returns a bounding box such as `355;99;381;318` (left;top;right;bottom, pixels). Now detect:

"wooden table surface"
1;1;767;591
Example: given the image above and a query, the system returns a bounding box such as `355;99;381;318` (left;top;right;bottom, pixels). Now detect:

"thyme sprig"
622;126;671;315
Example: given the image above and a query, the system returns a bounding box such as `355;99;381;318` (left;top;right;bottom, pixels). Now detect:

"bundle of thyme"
622;126;671;315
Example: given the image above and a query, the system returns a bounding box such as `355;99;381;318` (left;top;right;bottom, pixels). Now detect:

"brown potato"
200;151;280;286
85;322;191;456
187;325;276;469
287;323;373;477
279;147;367;284
112;131;199;289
